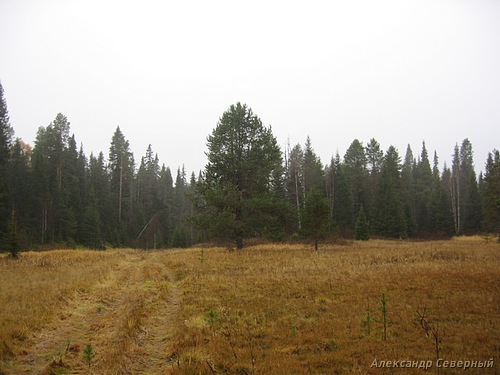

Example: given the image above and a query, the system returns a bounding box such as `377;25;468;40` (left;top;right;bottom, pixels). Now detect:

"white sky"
1;0;499;175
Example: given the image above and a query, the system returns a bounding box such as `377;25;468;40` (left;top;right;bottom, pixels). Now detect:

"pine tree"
108;127;135;245
191;103;282;249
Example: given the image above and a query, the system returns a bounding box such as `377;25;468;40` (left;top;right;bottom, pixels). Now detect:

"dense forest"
0;82;499;254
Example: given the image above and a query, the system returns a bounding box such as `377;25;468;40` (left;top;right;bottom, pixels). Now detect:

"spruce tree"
332;160;355;235
354;205;370;240
401;145;417;236
303;136;325;195
459;139;482;234
0;82;14;250
6;140;32;251
365;138;384;220
429;160;454;238
373;146;405;238
301;189;330;250
31;114;76;244
159;165;174;245
415;142;433;235
81;187;103;249
482;150;500;240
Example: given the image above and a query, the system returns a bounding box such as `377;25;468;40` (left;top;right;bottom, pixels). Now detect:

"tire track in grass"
6;251;180;375
129;262;180;374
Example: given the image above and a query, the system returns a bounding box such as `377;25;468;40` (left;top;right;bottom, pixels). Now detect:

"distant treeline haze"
0;83;499;252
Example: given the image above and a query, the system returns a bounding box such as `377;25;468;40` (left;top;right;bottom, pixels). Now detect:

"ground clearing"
0;237;499;374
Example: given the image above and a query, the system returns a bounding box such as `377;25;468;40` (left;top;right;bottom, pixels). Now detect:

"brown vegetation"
1;238;499;374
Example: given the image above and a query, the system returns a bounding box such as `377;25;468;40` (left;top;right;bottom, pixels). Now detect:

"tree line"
1;85;499;254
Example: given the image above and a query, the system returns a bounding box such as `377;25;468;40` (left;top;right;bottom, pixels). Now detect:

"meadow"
0;237;498;374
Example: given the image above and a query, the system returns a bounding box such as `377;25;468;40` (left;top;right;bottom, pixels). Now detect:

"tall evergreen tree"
429;157;454;237
108;127;135;245
373;146;406;238
332;158;354;236
344;139;369;223
88;152;111;244
450;144;461;235
365;138;384;220
401;145;417;236
171;166;189;248
5;140;31;254
459;139;482;234
0;81;14;250
31;114;76;244
354;205;370;240
158;165;174;245
285;143;304;231
482;150;500;240
81;186;103;249
303;136;325;195
450;139;483;235
191;103;282;248
324;156;336;226
301;189;330;251
414;142;433;235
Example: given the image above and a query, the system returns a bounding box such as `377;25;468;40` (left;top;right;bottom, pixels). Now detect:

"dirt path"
9;252;180;375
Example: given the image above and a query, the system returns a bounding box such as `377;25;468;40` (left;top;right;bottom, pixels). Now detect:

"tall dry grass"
1;249;180;374
1;239;498;374
165;238;500;374
0;250;127;363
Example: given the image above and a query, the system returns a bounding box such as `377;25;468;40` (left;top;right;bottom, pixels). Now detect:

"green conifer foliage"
355;205;370;240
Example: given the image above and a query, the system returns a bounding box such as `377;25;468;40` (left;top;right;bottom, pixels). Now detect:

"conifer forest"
1;82;499;254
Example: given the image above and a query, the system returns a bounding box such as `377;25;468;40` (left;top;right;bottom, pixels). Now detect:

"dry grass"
0;250;119;357
166;238;500;374
0;238;499;374
0;249;179;374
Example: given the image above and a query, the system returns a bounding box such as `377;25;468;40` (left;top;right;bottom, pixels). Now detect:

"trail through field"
11;252;180;375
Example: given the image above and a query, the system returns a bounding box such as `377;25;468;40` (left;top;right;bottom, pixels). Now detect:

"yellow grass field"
0;237;499;374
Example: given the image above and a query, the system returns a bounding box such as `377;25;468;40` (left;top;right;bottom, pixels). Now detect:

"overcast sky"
1;0;499;175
